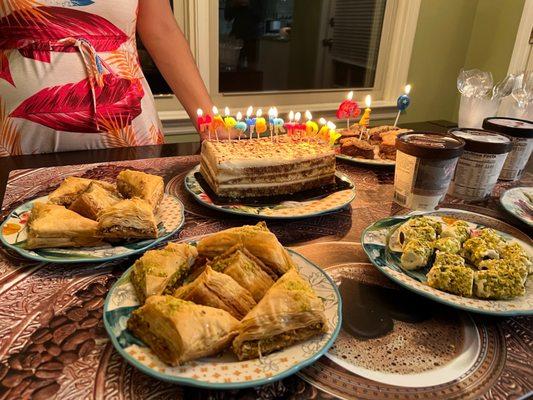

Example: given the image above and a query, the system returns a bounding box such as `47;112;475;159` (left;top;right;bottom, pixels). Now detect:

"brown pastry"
69;182;122;220
116;169;164;210
97;198;158;239
340;137;375;159
48;177;116;207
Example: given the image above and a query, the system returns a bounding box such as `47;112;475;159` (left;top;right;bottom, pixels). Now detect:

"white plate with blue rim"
362;208;533;316
500;186;533;227
103;247;341;389
0;194;185;263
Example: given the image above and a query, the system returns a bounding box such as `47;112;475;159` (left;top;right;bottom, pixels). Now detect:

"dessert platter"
336;125;412;166
500;186;533;226
185;135;355;219
362;209;533;316
104;222;341;388
0;170;184;263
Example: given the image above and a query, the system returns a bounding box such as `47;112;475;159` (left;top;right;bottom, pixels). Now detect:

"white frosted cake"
200;136;336;198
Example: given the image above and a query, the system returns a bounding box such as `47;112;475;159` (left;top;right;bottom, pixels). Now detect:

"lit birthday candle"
393;84;411;127
211;106;225;141
196;108;206;135
305;110;318;139
255;109;267;139
358;95;372;138
245;106;255;139
224;106;237;128
294;112;303;136
235;111;247;140
336;90;360;130
272;107;285;139
268;107;276;140
318;117;329;142
285;110;295;136
327;121;341;146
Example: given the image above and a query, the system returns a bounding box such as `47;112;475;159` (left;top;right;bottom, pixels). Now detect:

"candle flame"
256;108;263;117
347;90;354;101
365;95;371;108
196;108;203;117
305;110;312;121
224;106;230;116
295;112;301;122
273;107;278;118
405;84;412;95
212;106;219;115
246;106;253;117
268;107;275;117
319;117;327;125
236;111;242;120
326;121;336;130
288;110;294;121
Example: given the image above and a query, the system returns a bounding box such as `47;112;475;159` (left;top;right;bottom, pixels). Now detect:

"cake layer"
200;159;335;185
200;136;337;198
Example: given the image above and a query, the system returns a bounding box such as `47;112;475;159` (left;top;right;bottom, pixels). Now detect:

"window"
218;0;387;93
151;0;421;126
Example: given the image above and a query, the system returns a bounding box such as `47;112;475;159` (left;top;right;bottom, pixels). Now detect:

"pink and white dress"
0;0;164;157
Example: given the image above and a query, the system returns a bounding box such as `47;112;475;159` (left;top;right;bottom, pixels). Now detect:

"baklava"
48;176;115;207
69;182;122;220
116;169;164;210
98;198;158;239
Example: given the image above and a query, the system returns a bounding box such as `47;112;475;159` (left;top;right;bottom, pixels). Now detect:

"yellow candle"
327;121;341;146
318;117;329;142
358;95;372;127
304;110;318;137
255;109;267;136
223;106;237;128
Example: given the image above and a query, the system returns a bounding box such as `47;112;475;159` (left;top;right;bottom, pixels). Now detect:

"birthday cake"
200;136;336;198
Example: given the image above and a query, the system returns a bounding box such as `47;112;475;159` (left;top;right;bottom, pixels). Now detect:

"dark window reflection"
219;0;387;93
137;0;174;96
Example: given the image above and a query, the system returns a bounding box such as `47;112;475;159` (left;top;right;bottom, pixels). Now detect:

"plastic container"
482;117;533;181
448;128;512;200
394;132;465;210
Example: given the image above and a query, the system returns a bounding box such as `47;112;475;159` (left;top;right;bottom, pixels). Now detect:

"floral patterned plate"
0;194;185;263
104;248;341;389
184;166;355;219
336;153;396;167
500;187;533;227
362;209;533;316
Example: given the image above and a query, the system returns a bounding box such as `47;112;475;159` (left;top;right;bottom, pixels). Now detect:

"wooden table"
0;121;531;400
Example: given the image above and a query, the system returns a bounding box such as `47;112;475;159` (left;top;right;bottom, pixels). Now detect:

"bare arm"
137;0;212;136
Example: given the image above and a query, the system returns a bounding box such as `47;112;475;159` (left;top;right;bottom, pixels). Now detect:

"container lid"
448;128;512;154
482;117;533;139
396;132;465;159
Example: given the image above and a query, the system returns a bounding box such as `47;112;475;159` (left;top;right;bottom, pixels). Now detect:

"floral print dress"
0;0;164;157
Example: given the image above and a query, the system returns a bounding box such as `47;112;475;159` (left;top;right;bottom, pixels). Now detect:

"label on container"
394;151;458;210
499;137;533;181
449;151;508;200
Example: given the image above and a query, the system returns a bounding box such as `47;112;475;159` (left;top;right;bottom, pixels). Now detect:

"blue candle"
394;84;412;127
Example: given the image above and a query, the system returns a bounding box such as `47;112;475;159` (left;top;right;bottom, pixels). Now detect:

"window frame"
155;0;421;128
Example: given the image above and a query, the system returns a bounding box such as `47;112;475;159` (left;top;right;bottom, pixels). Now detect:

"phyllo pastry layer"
232;269;328;360
209;244;275;301
174;266;256;320
98;198;158;239
127;295;239;366
48;177;116;207
197;222;295;277
26;202;101;249
131;242;198;304
116;169;164;210
69;182;122;220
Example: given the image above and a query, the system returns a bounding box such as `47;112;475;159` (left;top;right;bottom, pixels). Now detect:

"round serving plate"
0;194;185;263
500;186;533;227
103;248;341;390
336;153;396;167
184;165;355;219
361;208;533;316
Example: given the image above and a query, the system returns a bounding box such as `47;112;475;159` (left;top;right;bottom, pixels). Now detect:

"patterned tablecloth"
0;156;531;400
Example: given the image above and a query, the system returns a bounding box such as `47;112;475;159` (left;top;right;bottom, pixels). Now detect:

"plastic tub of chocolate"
482;117;533;181
448;128;512;200
394;132;465;210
